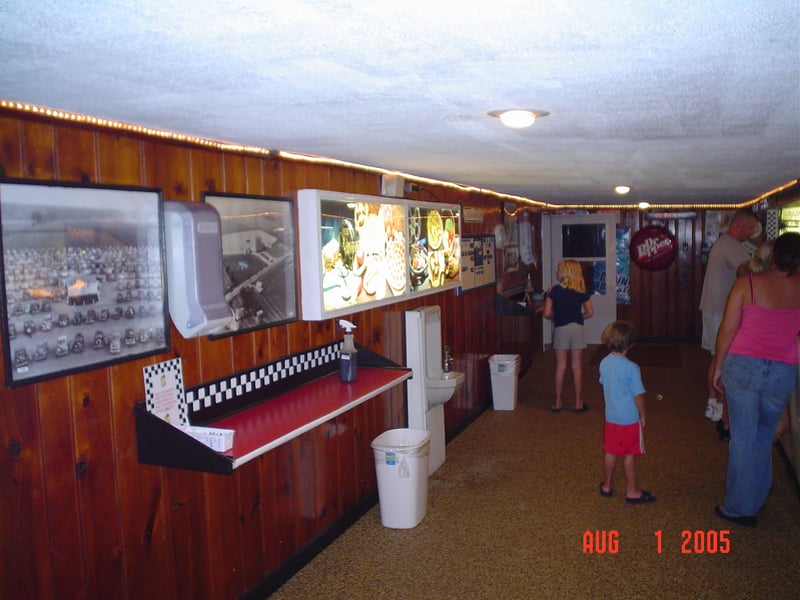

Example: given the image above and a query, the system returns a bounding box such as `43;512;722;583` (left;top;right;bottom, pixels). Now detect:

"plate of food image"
427;209;443;250
409;241;428;289
428;249;445;288
385;232;407;294
442;213;456;257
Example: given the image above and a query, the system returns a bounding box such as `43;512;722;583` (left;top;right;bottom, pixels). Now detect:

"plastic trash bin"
489;354;521;410
371;428;432;528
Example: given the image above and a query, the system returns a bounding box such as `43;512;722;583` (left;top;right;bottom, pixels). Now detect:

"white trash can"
489;354;521;410
371;428;432;529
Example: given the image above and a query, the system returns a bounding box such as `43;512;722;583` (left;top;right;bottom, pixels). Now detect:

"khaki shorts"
553;322;586;350
701;311;723;354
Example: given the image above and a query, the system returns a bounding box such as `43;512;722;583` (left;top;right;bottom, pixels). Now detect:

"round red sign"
630;225;678;271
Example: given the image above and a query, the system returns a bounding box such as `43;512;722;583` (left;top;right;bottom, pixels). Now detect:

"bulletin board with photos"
457;235;496;293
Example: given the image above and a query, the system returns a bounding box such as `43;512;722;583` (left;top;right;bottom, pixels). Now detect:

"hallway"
269;344;800;599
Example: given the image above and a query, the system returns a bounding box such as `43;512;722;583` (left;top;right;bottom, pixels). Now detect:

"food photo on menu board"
407;205;461;291
319;199;407;312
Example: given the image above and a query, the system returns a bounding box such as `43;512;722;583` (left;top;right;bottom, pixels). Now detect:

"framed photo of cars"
202;192;298;336
0;180;170;387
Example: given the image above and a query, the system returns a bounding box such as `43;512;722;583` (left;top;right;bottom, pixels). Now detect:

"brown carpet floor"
270;344;800;599
588;343;683;367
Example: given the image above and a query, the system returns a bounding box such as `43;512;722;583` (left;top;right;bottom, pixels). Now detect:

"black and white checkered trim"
766;209;779;240
185;342;340;414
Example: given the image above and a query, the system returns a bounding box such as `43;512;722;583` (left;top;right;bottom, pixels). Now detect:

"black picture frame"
202;192;298;336
0;179;170;387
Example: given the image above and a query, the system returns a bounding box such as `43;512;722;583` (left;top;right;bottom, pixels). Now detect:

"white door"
542;213;617;345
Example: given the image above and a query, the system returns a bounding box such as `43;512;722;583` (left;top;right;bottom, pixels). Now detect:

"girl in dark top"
544;260;594;412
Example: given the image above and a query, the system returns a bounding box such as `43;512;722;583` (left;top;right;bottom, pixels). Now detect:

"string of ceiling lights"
2;100;795;211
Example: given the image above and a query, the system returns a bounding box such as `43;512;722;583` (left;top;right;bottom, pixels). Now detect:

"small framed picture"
0;179;170;387
203;192;298;336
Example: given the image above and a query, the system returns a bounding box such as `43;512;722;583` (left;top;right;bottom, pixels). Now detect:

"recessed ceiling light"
638;201;651;209
615;185;631;195
488;109;549;129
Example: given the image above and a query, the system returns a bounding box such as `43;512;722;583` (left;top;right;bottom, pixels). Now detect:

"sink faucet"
443;345;454;373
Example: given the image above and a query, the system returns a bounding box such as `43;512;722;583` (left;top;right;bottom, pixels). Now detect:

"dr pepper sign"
630;225;678;271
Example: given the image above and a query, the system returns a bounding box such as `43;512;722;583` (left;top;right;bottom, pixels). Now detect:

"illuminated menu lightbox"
297;189;461;321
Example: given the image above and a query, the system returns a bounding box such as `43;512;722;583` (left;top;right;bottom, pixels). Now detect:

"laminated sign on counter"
143;358;187;426
143;357;234;452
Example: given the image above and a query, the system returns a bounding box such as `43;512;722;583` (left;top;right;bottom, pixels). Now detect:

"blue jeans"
720;353;798;517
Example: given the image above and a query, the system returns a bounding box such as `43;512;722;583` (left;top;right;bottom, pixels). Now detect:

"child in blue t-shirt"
598;321;655;504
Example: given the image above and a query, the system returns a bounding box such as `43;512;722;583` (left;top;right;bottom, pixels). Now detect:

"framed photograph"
0;180;170;387
203;192;297;335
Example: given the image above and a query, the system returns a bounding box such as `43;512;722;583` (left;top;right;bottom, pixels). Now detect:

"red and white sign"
630;225;678;271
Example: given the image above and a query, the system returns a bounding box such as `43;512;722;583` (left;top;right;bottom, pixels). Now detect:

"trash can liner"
489;354;521;374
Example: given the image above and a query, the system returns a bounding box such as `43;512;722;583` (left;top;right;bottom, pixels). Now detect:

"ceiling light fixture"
488;109;549;129
615;185;631;195
638;201;651;210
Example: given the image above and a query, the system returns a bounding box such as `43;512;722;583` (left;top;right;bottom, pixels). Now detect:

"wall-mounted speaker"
163;201;233;338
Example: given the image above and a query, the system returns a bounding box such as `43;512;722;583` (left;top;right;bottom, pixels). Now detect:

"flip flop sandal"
625;490;656;504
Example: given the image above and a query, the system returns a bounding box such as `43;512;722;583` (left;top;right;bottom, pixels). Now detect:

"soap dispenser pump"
338;319;358;382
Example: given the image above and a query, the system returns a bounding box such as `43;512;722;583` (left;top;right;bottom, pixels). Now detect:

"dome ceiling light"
615;185;631;195
488;109;549;129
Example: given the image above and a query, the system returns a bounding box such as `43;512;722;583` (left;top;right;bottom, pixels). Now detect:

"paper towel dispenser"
163;201;233;338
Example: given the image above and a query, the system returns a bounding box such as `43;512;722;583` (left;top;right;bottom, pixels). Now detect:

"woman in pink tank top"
712;232;800;527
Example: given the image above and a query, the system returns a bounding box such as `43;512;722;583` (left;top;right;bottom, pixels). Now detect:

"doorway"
542;213;617;345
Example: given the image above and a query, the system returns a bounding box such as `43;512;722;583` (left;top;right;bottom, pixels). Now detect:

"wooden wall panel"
0;115;23;177
274;441;298;564
54;126;97;183
97;132;144;186
235;461;266;587
20;120;55;179
256;450;281;574
166;469;210;599
0;386;50;600
143;141;192;201
70;369;124;600
203;472;245;599
37;377;84;597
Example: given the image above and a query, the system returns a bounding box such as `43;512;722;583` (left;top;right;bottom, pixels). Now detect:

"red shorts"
604;421;644;457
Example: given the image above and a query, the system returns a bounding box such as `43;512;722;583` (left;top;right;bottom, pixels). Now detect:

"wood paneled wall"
0;110;512;600
618;211;706;340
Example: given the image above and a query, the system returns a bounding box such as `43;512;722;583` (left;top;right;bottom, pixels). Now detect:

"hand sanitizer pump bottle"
338;319;358;382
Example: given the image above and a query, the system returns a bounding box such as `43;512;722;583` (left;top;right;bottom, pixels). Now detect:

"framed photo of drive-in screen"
202;192;298;337
0;179;170;387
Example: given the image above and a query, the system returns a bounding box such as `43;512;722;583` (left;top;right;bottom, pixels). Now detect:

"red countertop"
211;366;411;468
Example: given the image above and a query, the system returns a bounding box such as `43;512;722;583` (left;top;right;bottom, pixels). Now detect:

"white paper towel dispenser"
163;201;233;338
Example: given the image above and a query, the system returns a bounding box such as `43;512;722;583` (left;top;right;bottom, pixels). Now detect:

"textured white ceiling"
1;0;798;205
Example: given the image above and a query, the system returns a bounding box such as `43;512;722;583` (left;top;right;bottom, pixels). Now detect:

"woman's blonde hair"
737;239;774;277
557;259;586;293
